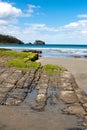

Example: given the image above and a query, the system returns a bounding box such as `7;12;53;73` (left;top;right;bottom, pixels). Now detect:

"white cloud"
22;20;87;43
77;14;87;18
0;2;22;18
0;2;87;44
25;24;59;32
25;4;40;17
0;20;87;44
0;1;23;25
64;20;87;29
0;2;41;24
62;20;87;40
64;22;79;28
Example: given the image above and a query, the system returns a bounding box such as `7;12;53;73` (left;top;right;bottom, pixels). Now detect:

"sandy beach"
37;57;87;92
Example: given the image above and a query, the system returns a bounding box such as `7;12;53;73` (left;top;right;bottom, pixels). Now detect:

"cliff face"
34;40;45;45
0;34;24;44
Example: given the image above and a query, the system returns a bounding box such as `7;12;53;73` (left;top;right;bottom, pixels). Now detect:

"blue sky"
0;0;87;44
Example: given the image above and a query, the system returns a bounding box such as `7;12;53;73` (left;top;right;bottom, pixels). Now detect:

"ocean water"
0;44;87;58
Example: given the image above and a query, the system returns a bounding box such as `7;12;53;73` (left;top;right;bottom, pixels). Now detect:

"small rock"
73;56;82;58
76;90;87;104
61;71;72;78
38;84;48;89
60;82;73;91
83;103;87;112
31;102;45;111
83;116;87;127
37;94;46;102
60;91;79;103
17;77;26;87
2;83;14;88
5;98;21;105
0;87;10;93
63;104;87;116
38;89;47;94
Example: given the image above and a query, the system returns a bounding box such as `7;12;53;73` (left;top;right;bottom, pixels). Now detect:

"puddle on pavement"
23;87;38;108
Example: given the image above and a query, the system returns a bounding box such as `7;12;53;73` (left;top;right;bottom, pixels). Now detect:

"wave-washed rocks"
71;55;87;58
23;49;42;57
0;57;87;129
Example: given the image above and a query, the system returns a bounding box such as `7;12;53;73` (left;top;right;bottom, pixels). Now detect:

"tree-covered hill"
0;34;24;44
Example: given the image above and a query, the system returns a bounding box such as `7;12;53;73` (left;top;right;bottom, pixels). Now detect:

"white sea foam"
0;45;87;58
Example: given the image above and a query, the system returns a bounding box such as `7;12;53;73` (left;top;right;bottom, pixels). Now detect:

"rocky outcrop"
34;40;45;45
23;50;42;57
0;55;87;129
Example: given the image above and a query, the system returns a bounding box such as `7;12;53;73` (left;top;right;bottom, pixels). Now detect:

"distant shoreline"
0;44;87;58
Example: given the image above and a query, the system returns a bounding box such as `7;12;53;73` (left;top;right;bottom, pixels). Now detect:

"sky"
0;0;87;44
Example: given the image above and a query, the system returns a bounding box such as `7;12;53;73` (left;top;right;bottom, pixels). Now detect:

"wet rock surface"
0;56;87;129
60;90;79;103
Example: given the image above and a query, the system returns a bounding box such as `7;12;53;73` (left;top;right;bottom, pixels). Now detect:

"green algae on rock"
43;64;66;75
0;50;40;70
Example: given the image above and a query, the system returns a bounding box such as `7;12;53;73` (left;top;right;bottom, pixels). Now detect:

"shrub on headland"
0;34;23;44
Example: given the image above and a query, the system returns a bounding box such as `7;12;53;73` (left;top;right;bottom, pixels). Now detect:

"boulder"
34;40;45;45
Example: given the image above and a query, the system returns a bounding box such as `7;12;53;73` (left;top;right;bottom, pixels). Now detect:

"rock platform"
0;56;87;129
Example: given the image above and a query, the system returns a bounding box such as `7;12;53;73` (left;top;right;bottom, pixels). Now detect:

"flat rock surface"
0;56;86;130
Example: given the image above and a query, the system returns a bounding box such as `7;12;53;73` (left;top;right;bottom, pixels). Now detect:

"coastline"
1;44;87;58
37;57;87;92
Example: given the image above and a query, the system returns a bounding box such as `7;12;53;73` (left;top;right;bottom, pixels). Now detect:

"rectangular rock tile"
0;68;16;83
0;67;6;74
5;98;22;106
16;77;26;87
7;89;27;99
0;87;10;93
5;72;23;84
